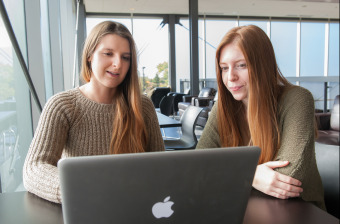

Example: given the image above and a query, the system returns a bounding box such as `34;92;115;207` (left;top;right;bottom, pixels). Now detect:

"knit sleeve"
141;95;165;152
23;92;74;203
274;87;325;209
274;87;315;178
196;104;221;149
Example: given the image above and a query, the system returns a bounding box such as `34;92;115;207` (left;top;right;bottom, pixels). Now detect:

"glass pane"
328;22;339;77
205;19;236;80
271;21;297;77
239;20;268;33
300;21;325;77
176;19;190;92
0;1;33;193
86;17;132;35
40;0;53;99
133;18;169;93
300;82;324;111
198;19;204;80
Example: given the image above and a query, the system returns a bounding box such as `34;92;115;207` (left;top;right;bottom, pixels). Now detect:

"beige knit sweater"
196;86;326;210
23;88;165;203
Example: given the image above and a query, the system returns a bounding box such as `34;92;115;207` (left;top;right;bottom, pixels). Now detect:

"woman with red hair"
197;25;325;210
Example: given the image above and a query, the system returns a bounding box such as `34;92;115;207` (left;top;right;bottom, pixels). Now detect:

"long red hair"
215;25;292;164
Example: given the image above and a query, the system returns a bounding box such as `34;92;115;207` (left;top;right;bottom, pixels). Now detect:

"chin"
232;94;246;102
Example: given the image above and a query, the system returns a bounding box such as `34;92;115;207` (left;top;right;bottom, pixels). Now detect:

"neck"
79;82;116;104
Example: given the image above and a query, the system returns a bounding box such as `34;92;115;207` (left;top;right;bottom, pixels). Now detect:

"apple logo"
152;196;174;219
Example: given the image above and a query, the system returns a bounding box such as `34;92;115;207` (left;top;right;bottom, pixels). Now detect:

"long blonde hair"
81;21;148;154
215;25;292;164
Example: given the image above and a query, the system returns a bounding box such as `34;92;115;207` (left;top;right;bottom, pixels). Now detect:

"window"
0;0;33;193
176;18;190;92
204;19;236;79
239;20;268;33
328;22;339;77
86;17;132;35
133;18;169;92
271;21;297;77
300;21;326;77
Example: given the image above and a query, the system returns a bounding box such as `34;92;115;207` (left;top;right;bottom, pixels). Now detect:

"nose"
227;68;238;82
112;55;121;68
223;68;238;85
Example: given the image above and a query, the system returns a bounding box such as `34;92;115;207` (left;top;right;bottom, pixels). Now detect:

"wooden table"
0;190;338;224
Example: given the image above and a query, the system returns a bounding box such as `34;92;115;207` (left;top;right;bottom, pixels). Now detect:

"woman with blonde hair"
23;21;165;203
197;25;325;209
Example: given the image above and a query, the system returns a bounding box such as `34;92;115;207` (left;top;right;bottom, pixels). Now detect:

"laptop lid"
59;146;260;224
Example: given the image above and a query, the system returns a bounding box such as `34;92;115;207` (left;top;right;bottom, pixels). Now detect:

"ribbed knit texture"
23;88;165;203
196;86;326;210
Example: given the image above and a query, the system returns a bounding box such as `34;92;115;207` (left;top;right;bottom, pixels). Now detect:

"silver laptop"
58;146;260;224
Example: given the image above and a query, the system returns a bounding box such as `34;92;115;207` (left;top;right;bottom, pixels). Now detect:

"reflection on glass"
0;6;33;193
328;23;339;77
300;21;325;77
271;21;297;77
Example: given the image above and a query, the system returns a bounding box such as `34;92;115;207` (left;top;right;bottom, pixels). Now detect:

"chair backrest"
169;93;188;112
159;95;175;116
180;106;203;147
150;87;171;108
330;95;339;131
198;87;216;97
315;143;339;218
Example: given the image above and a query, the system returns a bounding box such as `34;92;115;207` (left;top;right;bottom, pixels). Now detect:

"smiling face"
88;34;131;95
219;42;249;106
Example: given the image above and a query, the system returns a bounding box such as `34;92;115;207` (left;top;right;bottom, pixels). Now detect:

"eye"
103;52;113;56
237;63;247;69
122;55;131;61
220;66;229;72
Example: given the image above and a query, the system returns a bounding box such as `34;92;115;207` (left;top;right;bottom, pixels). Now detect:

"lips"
107;71;119;77
229;86;243;91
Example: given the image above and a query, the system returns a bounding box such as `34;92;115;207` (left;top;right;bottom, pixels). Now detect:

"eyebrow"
102;48;131;55
219;58;246;64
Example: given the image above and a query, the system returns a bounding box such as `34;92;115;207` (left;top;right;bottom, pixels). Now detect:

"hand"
252;161;303;199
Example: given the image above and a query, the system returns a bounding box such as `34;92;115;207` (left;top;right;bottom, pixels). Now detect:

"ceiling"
83;0;339;19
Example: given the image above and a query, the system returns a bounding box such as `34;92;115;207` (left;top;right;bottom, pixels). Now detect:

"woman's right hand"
252;161;303;199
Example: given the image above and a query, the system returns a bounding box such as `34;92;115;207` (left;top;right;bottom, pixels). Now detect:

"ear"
87;57;92;68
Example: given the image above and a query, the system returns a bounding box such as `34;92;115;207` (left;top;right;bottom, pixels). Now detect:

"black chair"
167;89;190;115
194;94;218;127
148;87;171;108
159;95;175;116
164;106;203;150
178;87;216;117
315;142;339;218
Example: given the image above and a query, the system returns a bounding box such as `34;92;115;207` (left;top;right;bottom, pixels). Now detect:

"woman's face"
219;42;249;106
88;34;131;93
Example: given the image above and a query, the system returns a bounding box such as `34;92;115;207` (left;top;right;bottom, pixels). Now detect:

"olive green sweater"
196;86;325;210
23;88;165;203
